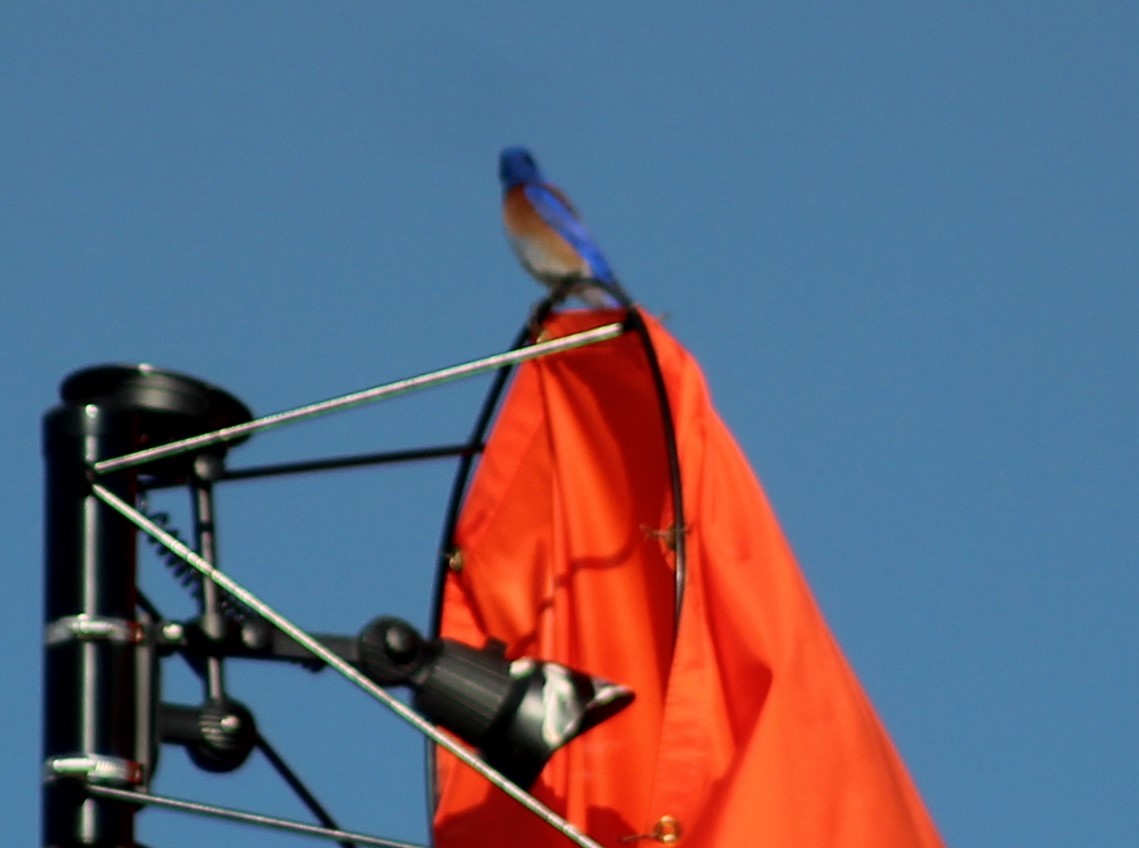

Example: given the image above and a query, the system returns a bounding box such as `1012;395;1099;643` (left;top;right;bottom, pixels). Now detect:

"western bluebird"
499;147;628;308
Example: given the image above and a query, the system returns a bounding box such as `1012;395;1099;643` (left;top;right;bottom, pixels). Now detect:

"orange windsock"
432;310;941;847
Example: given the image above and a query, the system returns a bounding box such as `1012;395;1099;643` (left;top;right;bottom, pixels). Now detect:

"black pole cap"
56;363;253;479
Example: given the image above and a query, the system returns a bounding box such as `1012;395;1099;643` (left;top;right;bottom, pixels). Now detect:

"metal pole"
42;401;143;847
42;364;254;848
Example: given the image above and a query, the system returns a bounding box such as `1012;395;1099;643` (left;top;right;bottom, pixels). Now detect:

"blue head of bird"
499;147;541;189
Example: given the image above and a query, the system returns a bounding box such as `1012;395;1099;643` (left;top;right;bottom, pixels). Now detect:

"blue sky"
3;3;1136;845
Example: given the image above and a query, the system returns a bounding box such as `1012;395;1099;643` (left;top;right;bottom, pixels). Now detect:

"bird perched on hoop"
499;146;630;309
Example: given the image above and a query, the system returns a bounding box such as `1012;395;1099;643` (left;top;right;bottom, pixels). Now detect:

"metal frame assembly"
41;290;686;848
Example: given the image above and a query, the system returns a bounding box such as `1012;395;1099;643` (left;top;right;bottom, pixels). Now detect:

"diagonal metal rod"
255;733;357;848
90;483;606;848
93;322;625;476
83;783;424;848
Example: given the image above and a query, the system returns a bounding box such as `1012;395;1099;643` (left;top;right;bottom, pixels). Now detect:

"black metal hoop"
426;289;689;823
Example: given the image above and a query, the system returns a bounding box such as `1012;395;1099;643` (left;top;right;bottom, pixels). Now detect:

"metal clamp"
45;614;145;647
44;753;144;787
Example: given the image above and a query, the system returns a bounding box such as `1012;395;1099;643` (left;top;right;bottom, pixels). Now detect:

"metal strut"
91;483;606;848
93;322;625;477
83;784;425;848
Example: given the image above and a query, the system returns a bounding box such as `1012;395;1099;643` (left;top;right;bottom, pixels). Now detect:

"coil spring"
139;497;324;671
139;499;255;623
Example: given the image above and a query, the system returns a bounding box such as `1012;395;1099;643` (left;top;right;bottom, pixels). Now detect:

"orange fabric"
433;310;942;847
